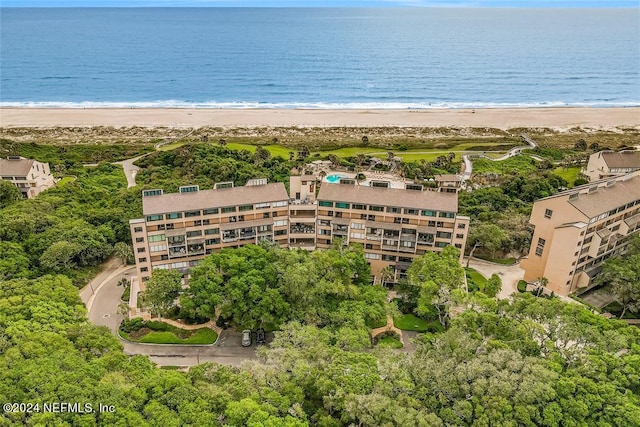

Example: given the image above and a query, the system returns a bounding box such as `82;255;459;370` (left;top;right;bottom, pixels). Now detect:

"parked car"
241;329;252;347
256;328;266;344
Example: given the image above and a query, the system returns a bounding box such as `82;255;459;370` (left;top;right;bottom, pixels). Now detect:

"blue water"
1;8;638;108
326;174;346;183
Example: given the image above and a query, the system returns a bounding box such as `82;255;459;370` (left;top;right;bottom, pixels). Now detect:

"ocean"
1;7;638;109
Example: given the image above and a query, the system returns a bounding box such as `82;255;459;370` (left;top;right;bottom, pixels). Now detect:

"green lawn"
157;141;188;151
56;176;76;187
475;254;518;265
393;314;431;332
465;268;487;289
553;167;582;186
472;156;540;175
120;325;218;345
218;141;519;163
376;336;403;349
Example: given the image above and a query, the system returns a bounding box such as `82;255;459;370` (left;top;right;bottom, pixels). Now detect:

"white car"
241;330;252;347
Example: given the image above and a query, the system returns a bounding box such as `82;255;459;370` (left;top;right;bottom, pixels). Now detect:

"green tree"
112;241;133;265
0;180;22;208
483;273;502;298
0;242;30;279
466;223;507;265
598;236;640;318
39;241;82;271
143;269;182;317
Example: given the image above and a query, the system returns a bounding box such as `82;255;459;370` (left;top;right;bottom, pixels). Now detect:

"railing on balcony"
291;224;316;234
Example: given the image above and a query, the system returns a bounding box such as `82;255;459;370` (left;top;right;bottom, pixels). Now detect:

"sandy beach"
1;107;638;130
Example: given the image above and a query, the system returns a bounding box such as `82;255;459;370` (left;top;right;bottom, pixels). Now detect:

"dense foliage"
598;235;640;318
135;144;292;192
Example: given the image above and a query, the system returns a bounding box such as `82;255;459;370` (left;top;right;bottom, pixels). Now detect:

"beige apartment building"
0;156;55;198
131;176;469;285
521;172;640;296
583;150;640;182
130;180;291;281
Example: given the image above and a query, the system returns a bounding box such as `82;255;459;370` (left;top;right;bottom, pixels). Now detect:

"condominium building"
130;177;470;284
0;156;55;198
583;150;640;182
130;180;290;281
520;172;640;296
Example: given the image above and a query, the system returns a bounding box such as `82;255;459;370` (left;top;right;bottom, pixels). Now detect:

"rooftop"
434;174;463;182
142;182;289;215
567;174;640;218
0;157;35;177
317;182;458;212
600;150;640;169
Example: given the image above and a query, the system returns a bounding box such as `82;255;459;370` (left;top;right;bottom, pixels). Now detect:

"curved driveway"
81;260;259;367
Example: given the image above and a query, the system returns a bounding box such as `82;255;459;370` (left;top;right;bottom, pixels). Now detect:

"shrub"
517;280;527;293
146;320;171;331
120;318;144;333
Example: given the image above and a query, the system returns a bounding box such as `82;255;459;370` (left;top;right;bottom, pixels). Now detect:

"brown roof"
601;151;640;169
568;175;640;218
0;157;34;177
143;183;289;215
317;183;458;212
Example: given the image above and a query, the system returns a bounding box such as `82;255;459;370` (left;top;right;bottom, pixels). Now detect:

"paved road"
83;260;260;367
113;154;148;188
465;257;524;299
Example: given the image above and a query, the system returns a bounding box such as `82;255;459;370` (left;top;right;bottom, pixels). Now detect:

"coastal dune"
1;107;639;130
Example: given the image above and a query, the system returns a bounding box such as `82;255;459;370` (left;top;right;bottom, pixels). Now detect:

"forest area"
1;137;640;426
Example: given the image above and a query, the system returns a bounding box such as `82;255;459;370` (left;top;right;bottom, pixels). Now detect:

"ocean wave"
1;100;639;109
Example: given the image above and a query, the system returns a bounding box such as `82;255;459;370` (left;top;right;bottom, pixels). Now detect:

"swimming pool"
325;174;344;183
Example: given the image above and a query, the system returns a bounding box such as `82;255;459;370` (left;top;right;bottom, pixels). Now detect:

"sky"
2;0;638;7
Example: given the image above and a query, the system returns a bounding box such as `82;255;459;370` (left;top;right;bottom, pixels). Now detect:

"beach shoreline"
1;107;639;130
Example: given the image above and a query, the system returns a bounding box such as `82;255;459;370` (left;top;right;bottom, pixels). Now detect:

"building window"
135;237;144;243
456;233;464;239
150;245;167;252
140;267;148;272
319;201;333;207
205;238;220;245
165;212;182;219
436;231;452;239
138;257;147;263
274;220;288;227
148;234;166;243
351;222;365;229
353;204;367;210
239;204;253;211
205;228;219;235
185;210;201;217
439;212;455;218
421;210;436;217
382;255;396;261
272;201;287;207
203;208;219;215
137;247;145;253
365;253;380;260
369;205;384;212
134;227;143;233
221;207;236;213
263;212;270;218
274;229;287;236
404;208;419;215
336;202;350;209
387;207;402;214
544;209;553;219
457;223;466;229
535;237;545;256
435;242;447;248
146;215;163;222
186;230;202;238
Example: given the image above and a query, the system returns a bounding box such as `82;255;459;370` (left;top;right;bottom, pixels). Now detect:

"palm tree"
386;151;396;163
288;151;295;161
328;154;340;168
356;153;366;167
380;266;395;288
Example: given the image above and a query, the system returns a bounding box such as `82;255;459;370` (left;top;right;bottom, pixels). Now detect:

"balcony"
290;224;316;235
620;213;640;235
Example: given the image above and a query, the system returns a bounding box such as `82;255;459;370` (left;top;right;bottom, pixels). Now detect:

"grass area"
120;286;130;302
56;176;76;187
472;155;541;175
158;141;188;151
120;321;218;345
393;314;431;332
221;141;520;163
553;167;582;186
465;267;488;289
376;336;403;349
475;254;518;265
